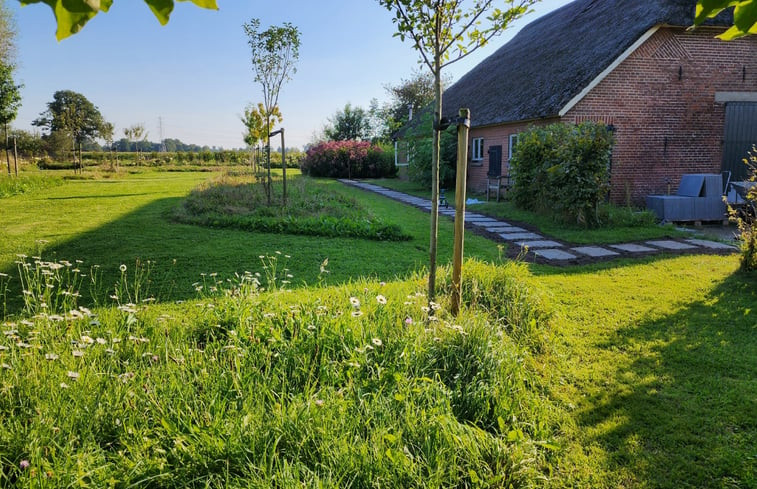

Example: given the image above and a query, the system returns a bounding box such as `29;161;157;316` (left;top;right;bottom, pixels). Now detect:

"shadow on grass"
47;193;156;200
1;196;430;316
574;270;757;487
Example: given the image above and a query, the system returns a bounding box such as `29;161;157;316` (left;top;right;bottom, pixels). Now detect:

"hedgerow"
300;140;397;179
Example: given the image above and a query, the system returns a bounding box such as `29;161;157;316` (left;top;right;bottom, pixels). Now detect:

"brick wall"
564;26;757;204
466;118;557;193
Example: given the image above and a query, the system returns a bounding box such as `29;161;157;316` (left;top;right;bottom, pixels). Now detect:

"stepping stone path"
338;180;739;265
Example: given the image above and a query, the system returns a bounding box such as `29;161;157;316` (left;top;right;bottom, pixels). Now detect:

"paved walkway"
339;179;738;265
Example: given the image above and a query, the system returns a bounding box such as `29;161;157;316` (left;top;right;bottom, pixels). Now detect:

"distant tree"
243;18;300;205
0;0;16;66
695;1;757;39
324;103;371;141
17;0;219;41
32;90;107;173
10;129;43;159
123;123;148;164
0;62;21;175
378;0;537;301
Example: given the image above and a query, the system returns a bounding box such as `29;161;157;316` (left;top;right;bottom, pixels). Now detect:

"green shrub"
406;112;457;189
510;122;613;227
728;153;757;271
0;174;64;198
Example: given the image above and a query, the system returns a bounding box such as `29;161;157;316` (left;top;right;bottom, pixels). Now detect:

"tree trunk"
13;136;18;177
78;141;83;174
266;117;272;205
428;59;443;303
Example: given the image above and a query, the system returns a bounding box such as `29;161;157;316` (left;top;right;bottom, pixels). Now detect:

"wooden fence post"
451;108;470;316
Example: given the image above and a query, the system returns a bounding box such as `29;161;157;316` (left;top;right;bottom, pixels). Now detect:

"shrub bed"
301;140;397;179
174;174;410;241
510;122;613;227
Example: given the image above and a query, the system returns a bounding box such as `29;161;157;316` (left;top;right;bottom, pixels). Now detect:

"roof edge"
558;25;660;117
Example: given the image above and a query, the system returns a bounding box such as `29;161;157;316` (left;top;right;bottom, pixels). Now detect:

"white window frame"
508;133;519;161
472;137;484;161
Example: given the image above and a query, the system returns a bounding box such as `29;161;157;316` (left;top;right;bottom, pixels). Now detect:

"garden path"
339;179;738;265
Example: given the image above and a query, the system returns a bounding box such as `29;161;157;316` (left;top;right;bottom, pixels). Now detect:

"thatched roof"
440;0;732;127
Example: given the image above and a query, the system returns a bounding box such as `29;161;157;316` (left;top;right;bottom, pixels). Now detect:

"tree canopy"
18;0;218;40
695;0;757;39
325;103;371;141
32;90;107;145
0;63;21;130
242;103;281;148
0;0;16;65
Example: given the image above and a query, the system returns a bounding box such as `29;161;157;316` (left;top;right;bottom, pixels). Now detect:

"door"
722;102;757;181
487;145;502;177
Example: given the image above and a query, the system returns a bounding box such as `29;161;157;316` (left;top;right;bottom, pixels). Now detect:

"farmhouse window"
472;138;484;161
508;134;519;161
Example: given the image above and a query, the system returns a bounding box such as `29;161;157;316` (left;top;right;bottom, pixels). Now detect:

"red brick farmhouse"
438;0;757;204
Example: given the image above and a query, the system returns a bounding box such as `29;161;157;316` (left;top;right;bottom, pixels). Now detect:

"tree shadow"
1;197;430;316
573;270;757;487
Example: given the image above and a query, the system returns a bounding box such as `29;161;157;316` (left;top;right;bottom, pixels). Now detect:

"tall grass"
0;258;557;487
0;174;63;198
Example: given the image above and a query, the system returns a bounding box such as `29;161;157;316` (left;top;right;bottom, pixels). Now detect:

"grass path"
531;256;756;488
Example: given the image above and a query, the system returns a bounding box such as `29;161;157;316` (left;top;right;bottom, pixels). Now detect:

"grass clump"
0;260;556;487
174;173;410;241
0;174;63;198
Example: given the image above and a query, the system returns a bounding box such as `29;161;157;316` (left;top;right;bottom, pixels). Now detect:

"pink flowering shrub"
301;140;397;179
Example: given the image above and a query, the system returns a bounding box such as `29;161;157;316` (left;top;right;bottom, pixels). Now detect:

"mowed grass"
0;170;501;315
530;255;756;488
371;178;686;244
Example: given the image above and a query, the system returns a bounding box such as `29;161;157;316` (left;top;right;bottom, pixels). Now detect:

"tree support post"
451;108;470;316
13;135;18;177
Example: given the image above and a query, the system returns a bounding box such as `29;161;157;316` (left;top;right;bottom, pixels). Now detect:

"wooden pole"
13;136;18;177
281;128;287;206
4;123;10;175
451;108;470;316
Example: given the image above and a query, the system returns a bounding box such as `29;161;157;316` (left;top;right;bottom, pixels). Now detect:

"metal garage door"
722;102;757;181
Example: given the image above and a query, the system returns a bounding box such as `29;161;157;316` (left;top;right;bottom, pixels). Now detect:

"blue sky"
9;0;570;149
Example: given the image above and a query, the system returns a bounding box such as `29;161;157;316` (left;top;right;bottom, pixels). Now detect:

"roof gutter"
558;25;661;117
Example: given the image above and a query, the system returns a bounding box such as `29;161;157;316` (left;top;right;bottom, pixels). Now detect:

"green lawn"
371;178;687;244
0;169;501;314
0;169;753;487
531;255;756;488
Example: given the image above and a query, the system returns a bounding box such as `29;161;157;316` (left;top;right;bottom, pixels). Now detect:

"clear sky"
9;0;571;149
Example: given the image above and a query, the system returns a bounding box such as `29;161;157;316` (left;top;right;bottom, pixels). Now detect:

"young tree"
32;90;106;173
0;62;21;175
243;18;300;205
378;0;537;301
242;102;281;173
18;0;218;40
324;103;371;141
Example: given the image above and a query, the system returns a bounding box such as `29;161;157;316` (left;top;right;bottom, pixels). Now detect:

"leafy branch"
18;0;218;40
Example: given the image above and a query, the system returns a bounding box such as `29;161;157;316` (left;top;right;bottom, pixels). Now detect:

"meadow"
0;168;754;488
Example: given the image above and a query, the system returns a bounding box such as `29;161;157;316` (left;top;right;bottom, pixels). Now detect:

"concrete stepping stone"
499;232;543;241
516;240;563;248
495;226;527;234
533;249;577;261
684;239;737;250
609;243;657;253
572;246;619;258
484;226;515;233
466;217;500;222
645;240;698;250
469;221;503;227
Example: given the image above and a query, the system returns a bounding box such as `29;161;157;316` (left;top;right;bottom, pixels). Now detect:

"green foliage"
324;103;372;141
406;112;457;188
695;0;757;39
727;152;757;270
241;103;281;148
509;122;614;227
0;62;21;129
18;0;219;40
174;174;410;241
301;140;397;179
0;0;16;65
